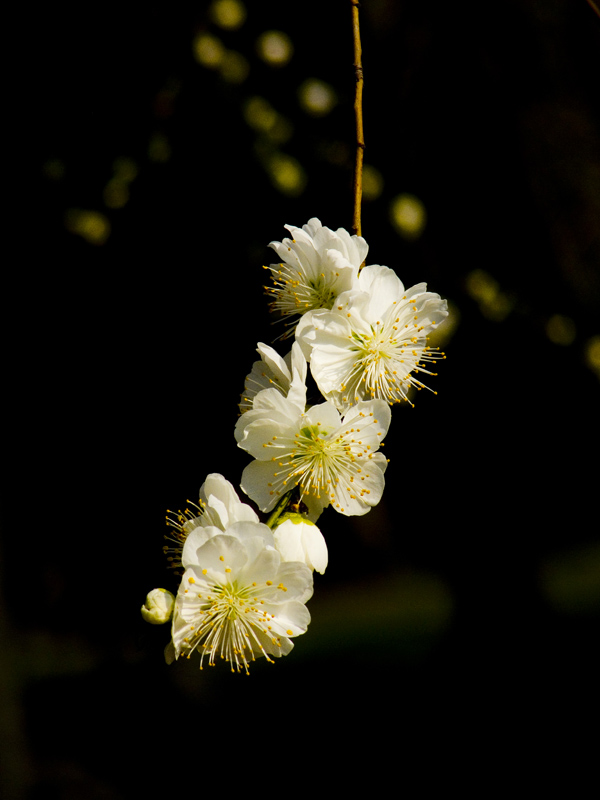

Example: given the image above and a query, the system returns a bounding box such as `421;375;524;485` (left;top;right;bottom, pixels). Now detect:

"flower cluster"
143;218;448;673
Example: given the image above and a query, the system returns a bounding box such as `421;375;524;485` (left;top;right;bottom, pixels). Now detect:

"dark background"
3;1;599;796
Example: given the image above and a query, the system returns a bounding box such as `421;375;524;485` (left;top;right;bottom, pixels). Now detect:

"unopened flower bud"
141;588;175;625
273;514;328;574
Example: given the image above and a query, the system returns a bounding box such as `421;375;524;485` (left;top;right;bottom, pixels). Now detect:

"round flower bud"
141;588;175;625
273;514;328;574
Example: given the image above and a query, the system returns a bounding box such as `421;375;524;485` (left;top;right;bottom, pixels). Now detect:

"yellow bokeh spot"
193;32;225;68
546;314;576;346
209;0;246;30
390;193;427;240
466;269;498;305
219;50;249;83
244;97;292;142
103;179;129;209
148;133;171;163
112;157;138;182
268;154;306;196
65;209;110;245
362;164;384;201
584;335;600;379
298;79;337;116
465;269;513;322
540;544;600;614
483;293;513;322
244;96;278;132
256;31;293;66
42;159;65;180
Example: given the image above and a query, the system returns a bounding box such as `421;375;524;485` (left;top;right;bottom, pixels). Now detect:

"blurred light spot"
219;50;249;83
298;79;337;116
112;157;138;182
539;544;600;614
256;30;293;66
584;335;600;379
102;158;137;210
466;268;498;305
42;159;65;180
193;32;225;68
390;193;426;239
268;154;306;196
466;269;513;322
148;133;171;163
269;118;293;144
306;570;453;657
210;0;246;30
362;164;384;201
244;96;278;132
65;209;110;245
482;293;513;321
103;179;129;209
546;314;576;346
244;97;293;143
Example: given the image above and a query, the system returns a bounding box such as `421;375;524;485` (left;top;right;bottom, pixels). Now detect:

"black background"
3;1;599;796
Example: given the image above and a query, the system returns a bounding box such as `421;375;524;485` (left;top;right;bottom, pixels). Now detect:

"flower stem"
351;0;365;238
265;490;296;529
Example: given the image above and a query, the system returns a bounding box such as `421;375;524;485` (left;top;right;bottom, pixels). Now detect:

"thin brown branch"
351;0;364;237
585;0;600;19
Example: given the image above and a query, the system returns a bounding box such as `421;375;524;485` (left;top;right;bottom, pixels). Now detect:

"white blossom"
265;218;368;336
296;264;448;412
239;341;307;413
166;521;313;673
273;514;328;574
235;385;390;521
164;474;259;571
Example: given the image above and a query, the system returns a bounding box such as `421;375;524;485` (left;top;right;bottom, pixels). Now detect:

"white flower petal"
256;342;292;386
266;219;368;335
181;525;222;568
236;392;390;518
169;522;313;673
297;265;448;411
273;518;328;574
235;418;295;463
240;458;286;512
199;473;259;528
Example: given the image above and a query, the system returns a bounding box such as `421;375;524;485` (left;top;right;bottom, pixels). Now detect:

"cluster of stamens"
180;562;292;674
339;296;445;407
164;501;205;572
261;415;383;513
264;260;341;335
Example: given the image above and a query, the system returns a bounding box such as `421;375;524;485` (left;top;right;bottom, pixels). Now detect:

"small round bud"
273;515;328;574
141;588;175;625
